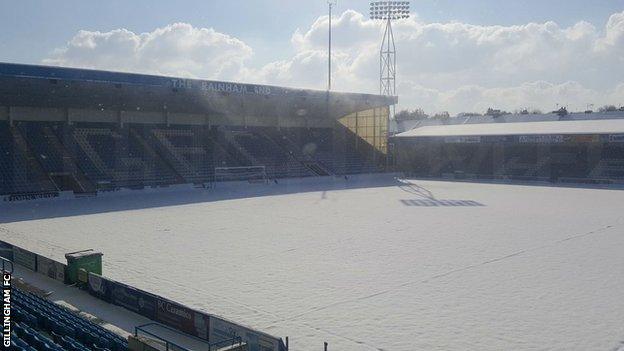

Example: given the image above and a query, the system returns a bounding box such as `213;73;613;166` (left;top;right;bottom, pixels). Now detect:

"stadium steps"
128;127;185;185
207;130;250;168
253;129;315;178
72;128;116;182
20;123;96;194
59;126;114;188
151;129;196;173
10;125;58;192
332;123;385;175
73;127;164;188
133;126;190;183
229;128;314;179
42;125;96;193
147;127;215;183
0;123;57;195
113;127;180;187
261;129;327;176
220;129;262;166
302;161;331;176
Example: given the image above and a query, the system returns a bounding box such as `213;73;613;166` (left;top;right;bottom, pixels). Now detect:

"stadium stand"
0;120;388;197
224;127;313;179
0;62;395;198
393;118;624;183
134;124;213;184
264;127;336;175
11;287;128;351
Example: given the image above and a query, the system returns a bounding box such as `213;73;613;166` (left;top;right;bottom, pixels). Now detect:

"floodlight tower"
370;1;410;97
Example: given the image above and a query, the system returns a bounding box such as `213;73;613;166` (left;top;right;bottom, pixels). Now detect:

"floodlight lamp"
370;0;410;20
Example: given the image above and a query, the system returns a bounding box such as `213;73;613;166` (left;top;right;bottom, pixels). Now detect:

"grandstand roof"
394;119;624;138
0;62;396;120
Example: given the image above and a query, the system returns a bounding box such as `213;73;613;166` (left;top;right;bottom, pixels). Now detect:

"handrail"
135;322;243;351
0;256;13;274
135;325;189;351
208;337;244;350
136;323;208;346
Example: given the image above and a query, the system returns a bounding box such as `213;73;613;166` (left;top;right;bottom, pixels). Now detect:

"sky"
1;0;623;114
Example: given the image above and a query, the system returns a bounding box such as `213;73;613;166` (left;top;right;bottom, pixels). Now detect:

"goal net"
214;166;268;184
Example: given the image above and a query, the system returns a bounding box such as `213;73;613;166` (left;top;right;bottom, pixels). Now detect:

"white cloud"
44;23;252;80
44;11;624;114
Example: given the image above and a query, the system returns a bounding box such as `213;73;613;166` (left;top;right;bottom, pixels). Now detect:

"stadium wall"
0;105;338;129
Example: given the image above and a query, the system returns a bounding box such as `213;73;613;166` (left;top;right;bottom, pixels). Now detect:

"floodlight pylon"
369;1;410;97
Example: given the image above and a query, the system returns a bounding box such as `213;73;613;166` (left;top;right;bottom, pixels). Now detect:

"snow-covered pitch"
1;175;623;351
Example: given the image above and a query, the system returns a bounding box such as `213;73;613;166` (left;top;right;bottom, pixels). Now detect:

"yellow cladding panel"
338;106;389;154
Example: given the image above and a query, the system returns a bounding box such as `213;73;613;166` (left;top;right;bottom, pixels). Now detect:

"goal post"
213;166;268;184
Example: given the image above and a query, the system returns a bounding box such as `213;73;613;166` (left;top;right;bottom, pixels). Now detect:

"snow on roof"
394;119;624;138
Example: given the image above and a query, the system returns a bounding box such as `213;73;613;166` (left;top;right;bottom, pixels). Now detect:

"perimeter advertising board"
443;136;481;144
87;273;110;301
12;246;36;271
482;135;513;143
86;277;282;350
566;135;599;143
110;281;158;320
210;316;280;351
0;242;12;261
609;134;624;143
519;135;564;144
36;256;66;282
156;299;209;339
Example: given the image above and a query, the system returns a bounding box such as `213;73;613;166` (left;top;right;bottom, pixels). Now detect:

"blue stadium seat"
0;122;57;195
12;288;128;351
4;120;388;195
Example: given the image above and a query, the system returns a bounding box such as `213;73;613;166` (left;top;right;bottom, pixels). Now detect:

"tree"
599;105;618;112
485;108;509;117
394;108;429;122
431;111;450;120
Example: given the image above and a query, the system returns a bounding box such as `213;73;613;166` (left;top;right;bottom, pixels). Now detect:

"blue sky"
1;1;623;113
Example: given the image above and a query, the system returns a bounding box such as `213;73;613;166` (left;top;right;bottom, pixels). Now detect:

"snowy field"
1;175;623;351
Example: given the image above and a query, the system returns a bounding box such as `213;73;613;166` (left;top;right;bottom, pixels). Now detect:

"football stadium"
1;61;624;351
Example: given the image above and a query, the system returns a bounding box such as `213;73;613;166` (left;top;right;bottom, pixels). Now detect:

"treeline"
599;105;624;112
394;104;624;121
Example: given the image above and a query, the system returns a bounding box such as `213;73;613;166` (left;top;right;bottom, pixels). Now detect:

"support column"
587;142;602;176
492;142;505;177
7;106;13;126
65;108;72;125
